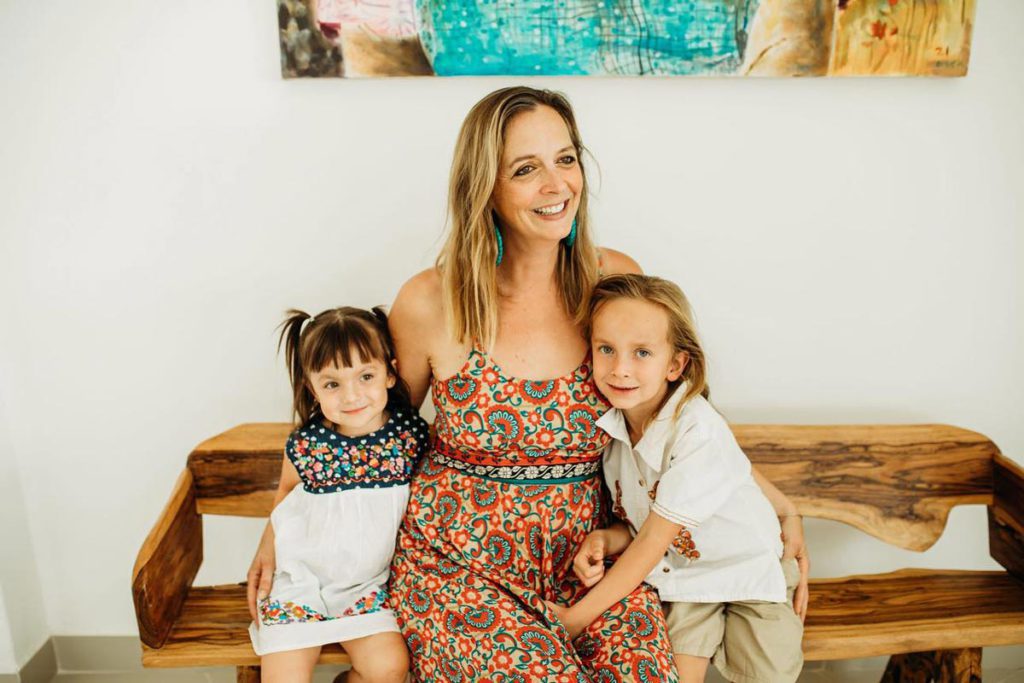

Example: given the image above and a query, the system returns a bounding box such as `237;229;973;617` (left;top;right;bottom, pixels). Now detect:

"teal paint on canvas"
416;0;762;76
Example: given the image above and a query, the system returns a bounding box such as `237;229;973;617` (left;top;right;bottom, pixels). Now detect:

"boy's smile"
591;297;687;442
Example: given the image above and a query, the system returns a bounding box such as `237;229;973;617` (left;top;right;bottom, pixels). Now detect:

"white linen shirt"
597;384;786;603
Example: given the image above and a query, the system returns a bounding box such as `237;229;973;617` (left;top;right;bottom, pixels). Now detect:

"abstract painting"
277;0;975;78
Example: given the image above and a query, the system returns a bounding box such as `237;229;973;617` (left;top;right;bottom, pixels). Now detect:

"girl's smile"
309;352;396;437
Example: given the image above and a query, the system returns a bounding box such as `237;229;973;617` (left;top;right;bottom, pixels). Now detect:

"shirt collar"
597;383;689;471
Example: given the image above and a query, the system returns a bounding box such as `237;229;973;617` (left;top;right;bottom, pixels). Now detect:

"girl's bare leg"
675;654;710;683
261;646;321;683
342;631;409;683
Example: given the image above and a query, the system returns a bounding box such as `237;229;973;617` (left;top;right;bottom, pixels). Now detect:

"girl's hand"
246;524;276;622
543;601;587;640
573;531;608;587
780;514;810;622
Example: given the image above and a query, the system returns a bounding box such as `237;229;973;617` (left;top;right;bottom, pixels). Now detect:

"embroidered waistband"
429;449;601;483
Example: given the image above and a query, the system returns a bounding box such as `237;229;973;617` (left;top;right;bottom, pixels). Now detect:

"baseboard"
51;635;145;672
16;638;56;683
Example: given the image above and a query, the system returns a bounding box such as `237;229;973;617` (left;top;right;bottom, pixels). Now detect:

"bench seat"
140;569;1024;668
134;423;1024;681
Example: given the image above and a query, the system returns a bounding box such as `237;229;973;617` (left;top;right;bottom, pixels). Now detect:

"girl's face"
591;298;687;428
308;351;396;437
491;105;582;248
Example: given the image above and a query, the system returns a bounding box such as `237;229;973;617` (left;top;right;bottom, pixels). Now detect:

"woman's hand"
573;531;609;587
780;514;809;622
246;523;276;622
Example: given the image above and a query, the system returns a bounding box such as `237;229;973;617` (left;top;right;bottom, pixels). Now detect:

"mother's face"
491;105;582;247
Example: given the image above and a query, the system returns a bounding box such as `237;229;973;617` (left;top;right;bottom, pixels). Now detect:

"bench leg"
880;648;981;683
237;665;261;683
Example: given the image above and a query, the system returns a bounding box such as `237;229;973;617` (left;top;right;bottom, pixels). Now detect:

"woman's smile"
492;105;583;244
533;199;569;217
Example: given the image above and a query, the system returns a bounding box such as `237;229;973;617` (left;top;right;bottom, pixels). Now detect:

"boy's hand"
573;531;608;587
780;514;810;622
544;601;587;639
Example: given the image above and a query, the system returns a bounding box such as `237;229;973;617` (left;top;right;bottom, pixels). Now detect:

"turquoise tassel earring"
495;225;504;265
564;218;577;248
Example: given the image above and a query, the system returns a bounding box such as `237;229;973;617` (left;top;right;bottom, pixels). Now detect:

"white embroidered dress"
249;408;429;655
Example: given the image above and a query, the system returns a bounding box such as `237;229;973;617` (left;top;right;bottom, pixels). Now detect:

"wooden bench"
133;423;1024;682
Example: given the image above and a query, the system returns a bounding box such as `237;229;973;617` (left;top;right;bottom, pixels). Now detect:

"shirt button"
662;567;670;573
639;479;645;486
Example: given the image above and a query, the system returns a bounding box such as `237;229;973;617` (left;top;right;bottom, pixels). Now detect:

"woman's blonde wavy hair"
437;86;601;348
589;274;710;420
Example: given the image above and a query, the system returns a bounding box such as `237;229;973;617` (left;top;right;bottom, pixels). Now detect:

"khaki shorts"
663;558;804;683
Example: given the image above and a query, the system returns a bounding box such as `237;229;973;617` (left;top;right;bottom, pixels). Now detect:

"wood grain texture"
803;569;1024;660
140;569;1023;666
188;423;290;517
236;666;260;683
188;423;998;551
141;584;350;667
881;648;981;683
735;424;996;550
132;470;203;648
990;453;1024;580
993;453;1024;528
989;508;1024;581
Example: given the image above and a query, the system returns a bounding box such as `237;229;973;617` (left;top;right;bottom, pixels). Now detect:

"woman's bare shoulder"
598;247;643;276
389;268;442;327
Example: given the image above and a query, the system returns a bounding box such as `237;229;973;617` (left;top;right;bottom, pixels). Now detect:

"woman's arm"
389;269;442;408
246;454;301;621
552;512;681;638
751;466;810;621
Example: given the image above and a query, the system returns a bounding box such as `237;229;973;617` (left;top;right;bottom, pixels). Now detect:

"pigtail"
278;309;316;426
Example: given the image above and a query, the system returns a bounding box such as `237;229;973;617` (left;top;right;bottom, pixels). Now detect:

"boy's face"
591;298;687;427
308;351;395;437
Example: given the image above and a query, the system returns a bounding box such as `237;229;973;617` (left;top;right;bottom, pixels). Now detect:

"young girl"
248;306;427;683
548;275;805;683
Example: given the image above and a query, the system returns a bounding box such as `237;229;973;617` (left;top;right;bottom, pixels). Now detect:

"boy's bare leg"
675;654;710;683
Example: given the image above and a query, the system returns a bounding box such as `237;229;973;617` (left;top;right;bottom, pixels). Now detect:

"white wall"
0;0;1021;654
0;393;49;670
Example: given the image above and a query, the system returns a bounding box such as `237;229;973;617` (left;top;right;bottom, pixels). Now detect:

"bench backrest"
188;422;998;551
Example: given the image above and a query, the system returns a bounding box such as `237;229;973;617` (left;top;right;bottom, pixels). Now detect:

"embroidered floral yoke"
390;347;678;681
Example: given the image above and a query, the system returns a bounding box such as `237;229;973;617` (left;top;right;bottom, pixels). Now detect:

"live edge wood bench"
133;424;1024;682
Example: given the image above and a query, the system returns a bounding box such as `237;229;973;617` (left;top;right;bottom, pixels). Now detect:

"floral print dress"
389;347;678;682
249;408;429;655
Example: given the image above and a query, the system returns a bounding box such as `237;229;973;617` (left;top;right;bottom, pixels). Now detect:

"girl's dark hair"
277;306;413;426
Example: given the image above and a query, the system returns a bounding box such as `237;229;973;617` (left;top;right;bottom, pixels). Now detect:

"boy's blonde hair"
589;274;710;419
437;86;601;347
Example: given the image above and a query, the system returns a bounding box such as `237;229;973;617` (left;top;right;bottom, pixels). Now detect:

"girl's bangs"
304;319;387;373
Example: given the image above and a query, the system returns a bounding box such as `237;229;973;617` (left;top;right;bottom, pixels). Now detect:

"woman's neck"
497;237;560;297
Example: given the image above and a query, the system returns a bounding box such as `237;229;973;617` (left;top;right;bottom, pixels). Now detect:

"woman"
385;87;678;681
250;86;808;680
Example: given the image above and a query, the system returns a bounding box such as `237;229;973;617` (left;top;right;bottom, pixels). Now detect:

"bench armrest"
132;469;203;648
989;453;1024;581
